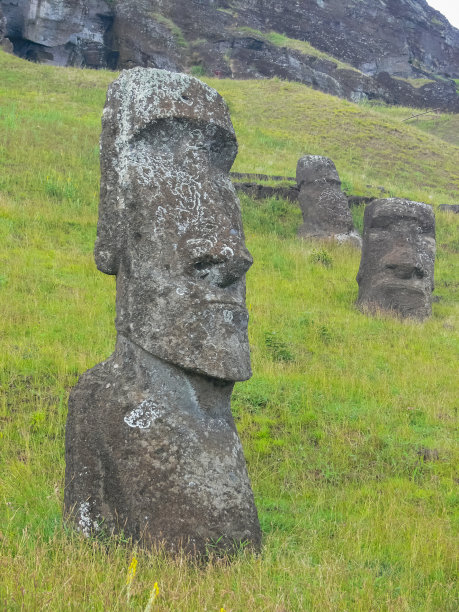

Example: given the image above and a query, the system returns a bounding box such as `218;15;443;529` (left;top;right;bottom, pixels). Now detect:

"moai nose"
192;243;252;288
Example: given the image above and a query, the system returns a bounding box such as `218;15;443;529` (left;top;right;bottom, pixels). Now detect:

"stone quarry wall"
1;0;459;111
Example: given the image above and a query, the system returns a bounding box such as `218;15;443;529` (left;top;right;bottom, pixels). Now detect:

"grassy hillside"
0;50;458;611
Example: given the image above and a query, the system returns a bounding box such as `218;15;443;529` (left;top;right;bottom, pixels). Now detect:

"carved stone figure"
296;155;361;245
356;198;436;319
64;68;261;555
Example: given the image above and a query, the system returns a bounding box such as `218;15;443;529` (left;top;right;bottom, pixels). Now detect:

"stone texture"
0;4;12;51
438;204;459;214
234;182;299;203
296;155;361;245
65;68;261;555
0;0;115;67
2;0;459;111
356;198;436;319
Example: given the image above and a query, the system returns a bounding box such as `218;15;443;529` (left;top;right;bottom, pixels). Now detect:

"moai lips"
65;69;261;555
356;198;436;319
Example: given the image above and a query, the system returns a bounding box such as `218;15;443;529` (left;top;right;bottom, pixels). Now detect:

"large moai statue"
296;155;361;246
356;198;436;319
64;68;261;554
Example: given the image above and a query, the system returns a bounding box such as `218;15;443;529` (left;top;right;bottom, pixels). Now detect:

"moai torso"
64;69;261;554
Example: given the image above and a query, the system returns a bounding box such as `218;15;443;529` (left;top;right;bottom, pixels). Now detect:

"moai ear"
94;96;125;276
93;180;123;276
94;151;124;275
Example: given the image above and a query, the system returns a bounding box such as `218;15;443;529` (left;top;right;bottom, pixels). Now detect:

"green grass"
150;13;188;48
233;27;360;73
393;77;436;88
204;77;459;202
0;50;458;610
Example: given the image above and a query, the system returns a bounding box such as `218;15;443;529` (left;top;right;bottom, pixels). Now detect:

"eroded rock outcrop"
0;0;115;67
0;4;12;51
296;155;361;245
356;198;436;319
1;0;459;111
64;68;261;554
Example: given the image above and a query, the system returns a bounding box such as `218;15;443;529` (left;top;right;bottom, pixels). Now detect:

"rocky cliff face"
228;0;459;79
1;0;459;110
1;0;115;67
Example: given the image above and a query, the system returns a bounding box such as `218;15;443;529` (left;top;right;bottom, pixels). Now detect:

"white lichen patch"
124;398;162;429
109;68;232;192
223;309;233;323
78;501;99;536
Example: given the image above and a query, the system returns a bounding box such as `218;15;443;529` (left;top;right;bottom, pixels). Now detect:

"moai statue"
64;69;261;555
356;198;436;319
296;155;361;246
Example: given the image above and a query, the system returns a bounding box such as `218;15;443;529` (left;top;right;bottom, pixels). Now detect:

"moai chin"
64;68;261;555
356;198;436;319
296;155;361;246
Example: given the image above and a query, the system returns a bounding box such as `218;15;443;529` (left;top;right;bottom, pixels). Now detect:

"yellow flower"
126;557;138;586
144;582;159;612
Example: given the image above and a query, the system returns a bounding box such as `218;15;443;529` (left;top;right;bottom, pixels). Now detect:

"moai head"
296;155;357;241
356;198;436;319
95;68;253;380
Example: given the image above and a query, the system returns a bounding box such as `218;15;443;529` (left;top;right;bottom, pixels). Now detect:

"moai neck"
114;334;236;425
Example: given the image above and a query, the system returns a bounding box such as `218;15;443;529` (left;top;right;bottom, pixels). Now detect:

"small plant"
190;64;206;77
43;173;79;202
144;582;159;612
264;331;294;362
309;248;333;267
318;324;332;342
126;556;137;602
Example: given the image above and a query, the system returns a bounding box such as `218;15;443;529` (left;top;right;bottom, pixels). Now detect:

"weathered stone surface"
1;0;115;67
234;182;299;203
296;155;361;245
65;69;261;554
438;204;459;214
356;198;436;319
0;4;12;51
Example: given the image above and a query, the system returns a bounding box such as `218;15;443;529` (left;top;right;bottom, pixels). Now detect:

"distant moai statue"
64;68;261;555
296;155;361;246
356;198;436;319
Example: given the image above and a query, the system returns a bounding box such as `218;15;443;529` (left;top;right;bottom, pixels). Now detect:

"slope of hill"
1;0;459;111
0;51;458;610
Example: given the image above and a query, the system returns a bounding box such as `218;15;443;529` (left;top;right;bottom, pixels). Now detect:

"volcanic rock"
2;0;459;111
296;155;361;245
356;198;436;319
64;68;261;555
